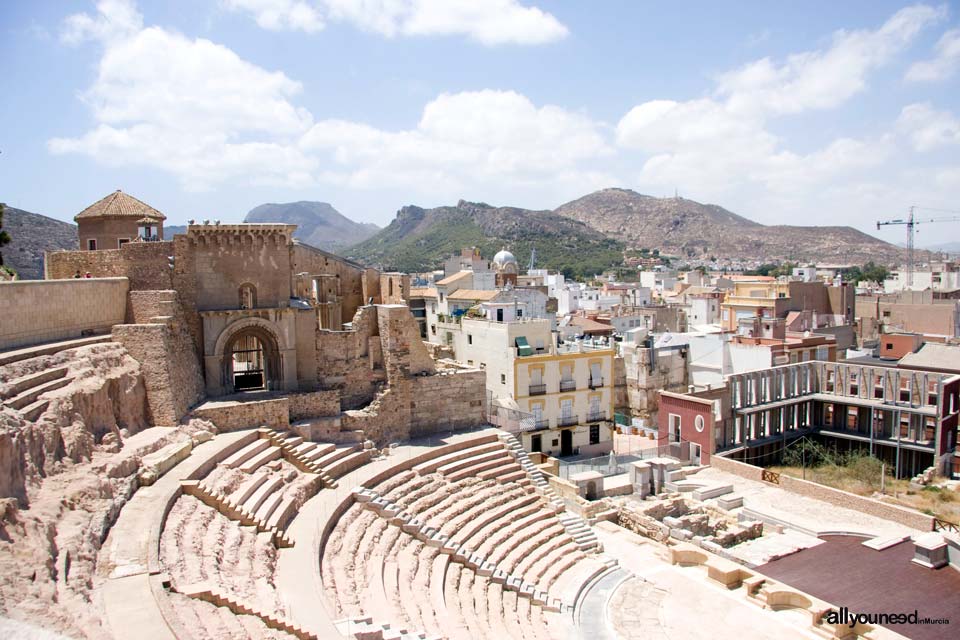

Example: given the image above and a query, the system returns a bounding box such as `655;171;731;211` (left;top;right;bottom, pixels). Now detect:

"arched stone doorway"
212;319;284;395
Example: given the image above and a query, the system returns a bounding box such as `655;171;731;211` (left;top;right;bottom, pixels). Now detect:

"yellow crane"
877;206;960;287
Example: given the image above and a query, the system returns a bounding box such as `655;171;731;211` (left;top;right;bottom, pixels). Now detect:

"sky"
1;0;959;246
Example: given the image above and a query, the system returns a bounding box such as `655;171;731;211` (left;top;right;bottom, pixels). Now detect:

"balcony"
558;415;579;427
559;379;577;392
589;377;605;389
529;383;547;396
587;410;607;423
534;419;550;430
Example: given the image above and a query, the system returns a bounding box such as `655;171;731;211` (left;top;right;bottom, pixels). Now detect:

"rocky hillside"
555;188;904;263
345;200;623;276
244;201;379;251
1;207;77;279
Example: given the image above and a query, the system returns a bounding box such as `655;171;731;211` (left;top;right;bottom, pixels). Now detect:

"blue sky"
1;1;959;246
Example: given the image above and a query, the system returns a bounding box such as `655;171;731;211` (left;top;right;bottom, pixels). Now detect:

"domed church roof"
492;248;517;268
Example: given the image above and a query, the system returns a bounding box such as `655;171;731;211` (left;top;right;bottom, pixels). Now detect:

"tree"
0;203;11;267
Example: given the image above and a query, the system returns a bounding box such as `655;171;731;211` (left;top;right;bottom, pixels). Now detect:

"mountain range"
244;201;379;251
1;207;77;279
3;190;908;280
553;188;904;264
345;189;906;272
344;200;622;276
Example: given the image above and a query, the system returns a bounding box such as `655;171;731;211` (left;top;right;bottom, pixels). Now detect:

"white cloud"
51;0;316;190
301;90;610;193
61;0;142;44
225;0;568;44
615;4;944;224
906;28;960;82
222;0;325;33
717;4;946;116
52;3;596;196
897;102;960;151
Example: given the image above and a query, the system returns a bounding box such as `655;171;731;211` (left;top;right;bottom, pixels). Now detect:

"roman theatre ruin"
0;193;908;640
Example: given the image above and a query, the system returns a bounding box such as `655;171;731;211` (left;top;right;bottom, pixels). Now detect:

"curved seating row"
321;435;616;640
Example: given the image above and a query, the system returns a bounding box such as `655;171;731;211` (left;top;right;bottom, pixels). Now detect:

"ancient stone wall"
287;390;340;421
0;277;128;350
290;243;369;322
377;304;435;380
111;291;205;425
379;273;410;304
191;397;290;431
46;242;174;290
127;289;177;323
188;226;294;311
408;370;486;438
316;306;384;409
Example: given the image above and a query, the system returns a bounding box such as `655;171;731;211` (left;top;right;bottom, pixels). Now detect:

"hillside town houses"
398;245;960;484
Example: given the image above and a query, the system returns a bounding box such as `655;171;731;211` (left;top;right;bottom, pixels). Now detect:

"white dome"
492;248;517;268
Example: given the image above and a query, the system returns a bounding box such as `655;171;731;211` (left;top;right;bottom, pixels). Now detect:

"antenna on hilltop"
528;245;537;273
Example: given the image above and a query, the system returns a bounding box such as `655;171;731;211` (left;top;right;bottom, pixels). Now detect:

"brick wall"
658;391;715;462
0;277;128;350
710;455;935;531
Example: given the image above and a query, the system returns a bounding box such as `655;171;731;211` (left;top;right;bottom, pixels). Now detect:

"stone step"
222;439;271;469
6;375;71;410
20;398;49;422
312;444;357;469
239;445;282;474
3;365;68;400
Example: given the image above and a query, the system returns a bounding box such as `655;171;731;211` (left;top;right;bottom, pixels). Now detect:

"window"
117;238;130;248
517;309;523;317
589;424;600;445
431;325;436;335
239;283;257;310
501;374;506;384
87;239;97;250
468;334;473;345
695;415;705;433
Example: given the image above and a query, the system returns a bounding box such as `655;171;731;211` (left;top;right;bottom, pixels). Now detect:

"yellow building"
513;342;615;457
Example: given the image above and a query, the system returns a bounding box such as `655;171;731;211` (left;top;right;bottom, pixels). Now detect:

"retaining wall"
0;277;128;350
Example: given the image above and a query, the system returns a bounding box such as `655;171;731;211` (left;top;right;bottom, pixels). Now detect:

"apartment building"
445;316;615;457
659;360;960;478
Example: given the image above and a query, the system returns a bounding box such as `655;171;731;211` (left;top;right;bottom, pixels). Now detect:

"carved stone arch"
214;317;286;393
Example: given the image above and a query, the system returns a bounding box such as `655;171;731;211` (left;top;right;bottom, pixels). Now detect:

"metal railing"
558;415;579;427
559;380;577;392
529;384;547;396
485;391;535;434
587;410;607;422
534;419;550;430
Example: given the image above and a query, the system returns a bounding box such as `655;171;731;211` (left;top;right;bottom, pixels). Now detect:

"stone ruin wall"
46;241;174;290
112;290;206;426
290;243;372;322
316;306;384;410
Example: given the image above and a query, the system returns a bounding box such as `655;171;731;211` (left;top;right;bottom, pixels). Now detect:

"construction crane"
877;206;960;288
